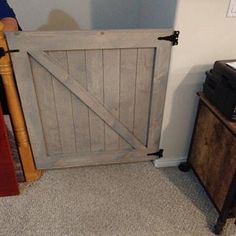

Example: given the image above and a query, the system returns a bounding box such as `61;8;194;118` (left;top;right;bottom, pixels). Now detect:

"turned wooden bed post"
0;22;41;182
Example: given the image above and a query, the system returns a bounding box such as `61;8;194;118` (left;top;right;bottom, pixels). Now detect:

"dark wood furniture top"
197;92;236;136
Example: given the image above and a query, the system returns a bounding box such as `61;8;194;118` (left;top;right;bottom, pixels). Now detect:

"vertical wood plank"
133;48;155;146
103;49;120;150
86;50;105;151
67;50;91;152
48;51;76;154
10;52;47;167
147;46;172;149
119;49;137;149
30;58;62;155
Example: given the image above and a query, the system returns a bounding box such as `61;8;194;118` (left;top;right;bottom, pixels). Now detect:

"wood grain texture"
48;51;76;154
6;29;173;51
190;102;236;210
10;52;47;165
85;50;105;151
147;46;172;148
134;48;155;145
198;92;236;136
30;57;62;155
67;50;91;152
103;49;120;150
28;50;145;150
36;148;156;169
119;49;137;149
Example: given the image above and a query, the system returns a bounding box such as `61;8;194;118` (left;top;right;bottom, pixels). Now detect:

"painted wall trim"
153;156;187;168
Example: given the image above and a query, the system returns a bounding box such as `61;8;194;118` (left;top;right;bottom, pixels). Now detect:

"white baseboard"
153;157;187;168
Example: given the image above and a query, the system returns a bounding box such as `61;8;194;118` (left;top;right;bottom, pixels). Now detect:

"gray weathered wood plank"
48;51;76;154
28;50;146;149
6;29;173;51
36;148;156;169
133;48;155;145
67;50;91;152
10;52;47;165
85;50;105;151
119;49;137;149
147;46;172;148
103;49;120;150
30;57;62;155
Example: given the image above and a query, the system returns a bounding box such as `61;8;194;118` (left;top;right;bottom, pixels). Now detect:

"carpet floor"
0;162;235;236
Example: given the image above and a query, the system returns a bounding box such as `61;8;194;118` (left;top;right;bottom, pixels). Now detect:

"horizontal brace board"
36;148;157;169
6;29;173;51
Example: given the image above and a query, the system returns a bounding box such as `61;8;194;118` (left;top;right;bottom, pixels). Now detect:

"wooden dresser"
182;92;236;235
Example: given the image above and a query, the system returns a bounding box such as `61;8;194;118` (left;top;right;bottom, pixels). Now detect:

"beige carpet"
0;162;235;236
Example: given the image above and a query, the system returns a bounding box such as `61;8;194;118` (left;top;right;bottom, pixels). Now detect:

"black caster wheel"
178;162;191;172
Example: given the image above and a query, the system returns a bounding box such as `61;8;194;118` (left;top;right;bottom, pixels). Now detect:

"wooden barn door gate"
6;29;174;169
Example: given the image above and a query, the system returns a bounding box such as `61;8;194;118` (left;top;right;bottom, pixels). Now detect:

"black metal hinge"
0;47;19;58
147;149;164;160
158;31;180;46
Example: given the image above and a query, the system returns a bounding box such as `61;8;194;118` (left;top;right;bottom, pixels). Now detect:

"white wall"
159;0;236;163
138;0;177;28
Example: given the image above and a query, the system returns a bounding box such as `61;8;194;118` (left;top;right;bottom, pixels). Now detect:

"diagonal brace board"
28;50;146;150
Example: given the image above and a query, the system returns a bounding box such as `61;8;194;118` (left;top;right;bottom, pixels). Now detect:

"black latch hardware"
147;149;164;159
0;47;19;58
158;31;180;46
